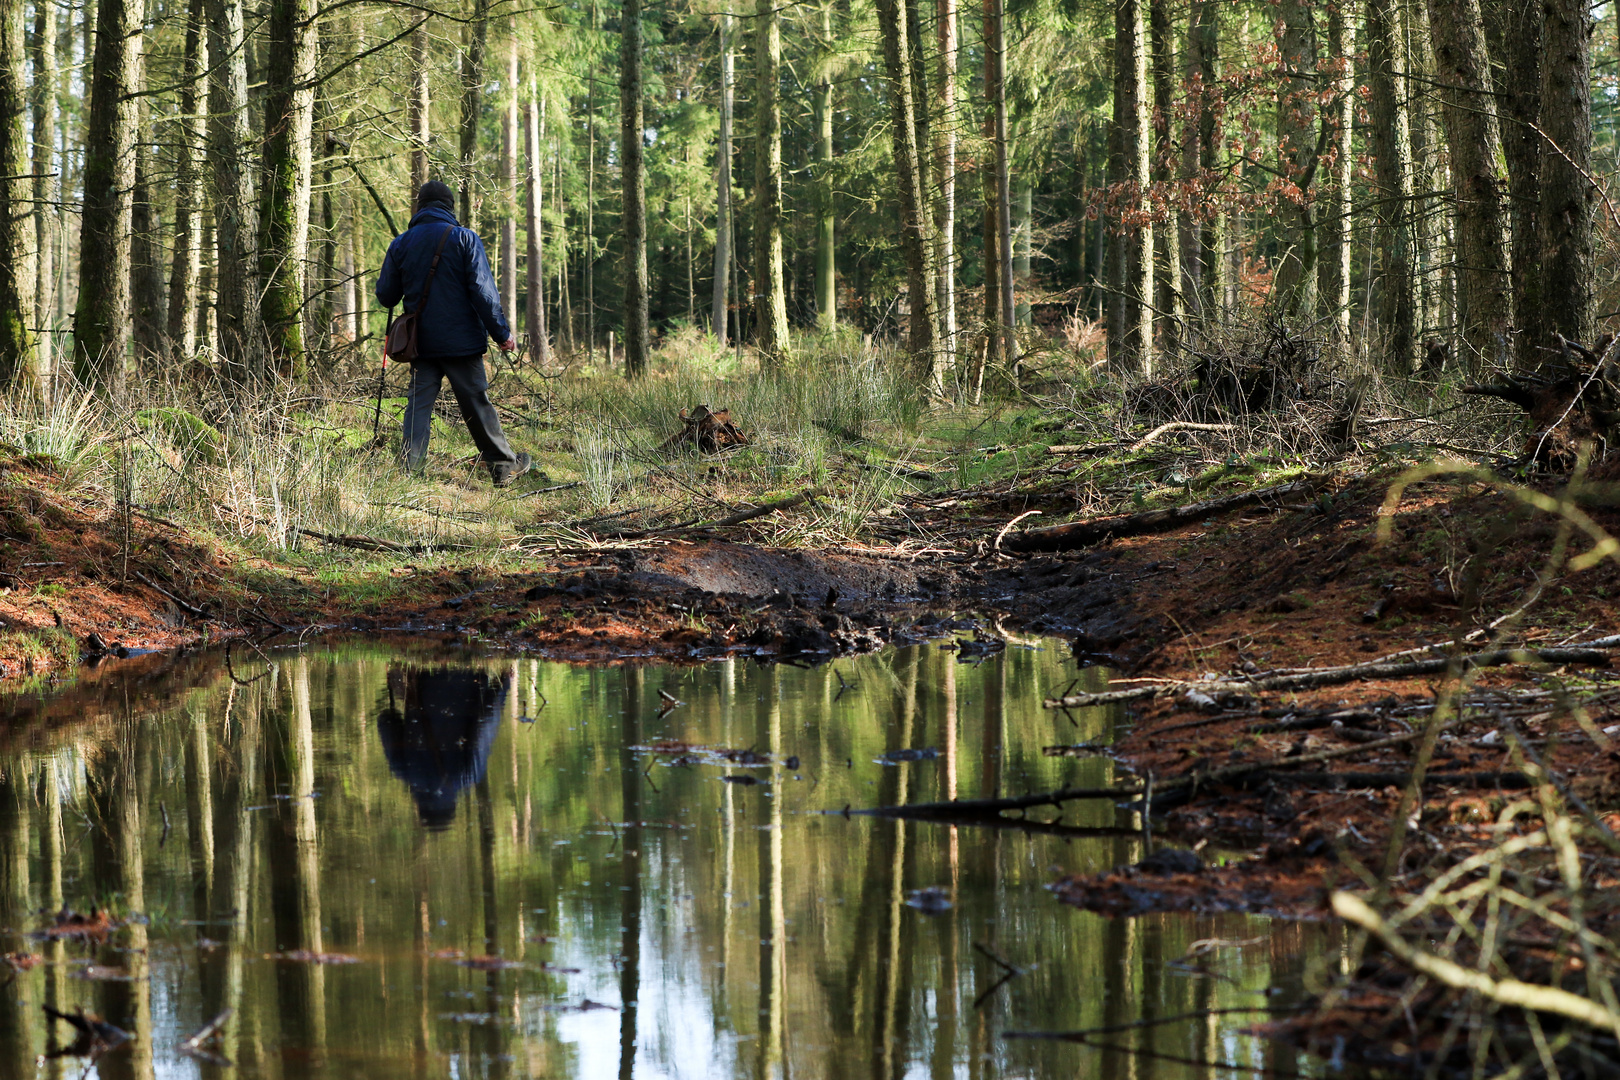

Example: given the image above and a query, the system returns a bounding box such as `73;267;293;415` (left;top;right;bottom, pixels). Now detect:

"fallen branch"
848;785;1142;821
1043;647;1613;710
694;489;821;529
1002;479;1318;553
1332;892;1620;1034
1129;421;1238;451
131;571;206;618
293;526;410;553
1259;769;1533;790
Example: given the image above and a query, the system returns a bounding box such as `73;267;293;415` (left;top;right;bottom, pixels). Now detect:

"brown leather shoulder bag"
384;224;455;363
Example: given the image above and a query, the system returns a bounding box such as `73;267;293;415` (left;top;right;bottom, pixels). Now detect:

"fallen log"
1043;647;1613;710
1001;479;1318;554
848;785;1143;821
1255;769;1533;791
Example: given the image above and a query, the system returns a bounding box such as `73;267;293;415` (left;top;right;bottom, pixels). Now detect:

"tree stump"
1463;334;1620;470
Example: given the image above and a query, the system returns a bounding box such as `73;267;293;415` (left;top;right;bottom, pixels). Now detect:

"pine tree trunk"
1274;0;1318;319
814;0;836;333
1538;0;1593;348
1366;0;1416;373
1110;0;1153;371
875;0;942;388
1149;0;1178;349
0;0;32;393
499;27;518;322
409;27;429;199
458;0;489;229
1483;0;1541;371
1194;0;1223;323
524;97;547;358
1410;8;1447;346
29;0;55;391
130;130;167;365
989;0;1016;371
976;0;1004;393
1013;179;1031;325
1320;8;1354;339
1427;0;1508;371
933;0;955;367
752;0;790;364
711;13;733;344
208;0;258;376
620;0;648;377
258;0;317;375
72;0;142;393
165;0;207;363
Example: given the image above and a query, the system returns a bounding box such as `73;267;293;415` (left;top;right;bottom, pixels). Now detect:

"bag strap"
413;224;455;313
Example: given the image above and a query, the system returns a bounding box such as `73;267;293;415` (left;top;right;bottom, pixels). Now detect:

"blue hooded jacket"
376;204;511;359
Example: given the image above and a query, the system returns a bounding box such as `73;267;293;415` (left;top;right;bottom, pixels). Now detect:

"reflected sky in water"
0;638;1332;1078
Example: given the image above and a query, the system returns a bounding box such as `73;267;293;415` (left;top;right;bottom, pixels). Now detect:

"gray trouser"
401;356;517;471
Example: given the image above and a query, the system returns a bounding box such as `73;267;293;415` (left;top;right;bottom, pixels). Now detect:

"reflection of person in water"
377;665;508;829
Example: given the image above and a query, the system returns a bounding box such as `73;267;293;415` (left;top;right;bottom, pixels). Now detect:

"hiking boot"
490;452;532;487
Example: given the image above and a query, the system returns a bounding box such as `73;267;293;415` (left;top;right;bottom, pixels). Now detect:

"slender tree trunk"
166;0;207;363
585;0;596;362
989;0;1016;370
72;0;142;392
0;0;33;393
976;0;1004;394
934;0;956;366
1013;179;1030;325
1484;0;1542;370
712;12;733;344
876;0;942;388
1410;8;1446;345
130;129;167;364
753;0;790;364
621;0;647;377
1148;0;1178;348
499;24;518;320
1427;0;1508;371
1109;0;1152;371
524;95;548;359
349;195;366;342
29;0;56;390
1274;0;1318;319
1366;0;1416;372
208;0;256;375
1320;8;1354;340
258;0;318;375
458;0;489;229
814;0;836;333
1194;0;1224;323
1538;0;1593;348
408;27;429;199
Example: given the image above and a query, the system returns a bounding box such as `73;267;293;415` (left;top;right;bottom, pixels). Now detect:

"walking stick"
372;305;394;444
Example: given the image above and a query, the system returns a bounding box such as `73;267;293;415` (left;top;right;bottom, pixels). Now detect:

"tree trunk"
166;0;207;364
0;0;32;394
752;0;790;364
72;0;142;393
1366;0;1416;373
1410;8;1447;348
1537;0;1593;348
875;0;942;389
458;0;489;229
1013;178;1031;325
1483;0;1541;371
1319;8;1354;339
1148;0;1178;349
1109;0;1153;371
989;0;1016;372
499;29;518;326
208;0;257;376
712;12;733;344
1194;0;1224;324
258;0;318;375
1427;0;1508;371
934;0;956;367
409;27;429;199
975;0;1005;396
1274;0;1318;319
814;0;836;333
524;95;548;360
130;131;167;365
585;0;596;362
28;0;55;391
620;0;647;377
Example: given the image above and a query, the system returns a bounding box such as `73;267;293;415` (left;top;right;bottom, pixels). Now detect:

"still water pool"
0;637;1332;1078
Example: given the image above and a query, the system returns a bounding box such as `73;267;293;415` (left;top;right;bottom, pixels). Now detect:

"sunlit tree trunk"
166;0;207;363
1320;8;1354;340
409;27;429;199
1410;8;1447;346
258;0;318;375
1274;0;1317;319
1538;0;1593;347
1108;0;1152;371
1367;0;1416;372
0;0;34;395
208;0;258;376
934;0;956;365
1014;178;1031;326
1149;0;1178;349
621;0;648;377
499;26;518;321
28;0;54;391
131;128;167;365
815;0;836;333
72;0;143;393
753;0;790;364
458;0;489;229
524;95;548;359
1193;0;1224;324
1427;0;1508;371
876;0;943;389
711;13;733;344
1484;0;1541;370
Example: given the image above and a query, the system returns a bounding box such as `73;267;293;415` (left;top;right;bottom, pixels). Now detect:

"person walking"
377;180;532;485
